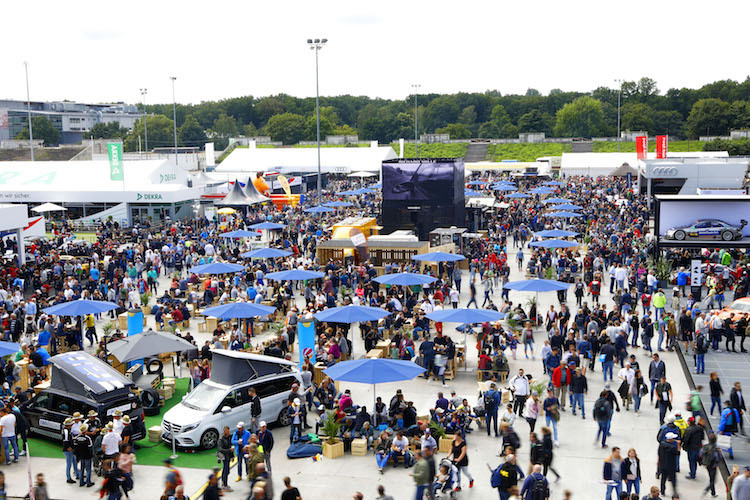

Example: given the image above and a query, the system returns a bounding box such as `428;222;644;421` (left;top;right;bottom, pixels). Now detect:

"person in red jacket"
552;361;572;411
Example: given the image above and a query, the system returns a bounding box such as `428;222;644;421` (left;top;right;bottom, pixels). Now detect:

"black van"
21;352;145;441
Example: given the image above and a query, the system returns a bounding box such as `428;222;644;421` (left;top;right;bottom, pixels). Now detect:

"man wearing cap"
112;409;124;435
62;417;80;483
231;421;251;481
287;398;306;443
73;423;94;487
658;431;680;496
120;415;133;445
85;410;102;437
257;421;274;473
101;422;122;461
71;412;83;436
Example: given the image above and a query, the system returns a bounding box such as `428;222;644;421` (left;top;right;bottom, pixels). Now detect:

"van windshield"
181;383;225;412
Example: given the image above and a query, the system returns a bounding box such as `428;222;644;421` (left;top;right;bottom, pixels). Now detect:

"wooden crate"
148;426;162;443
438;437;452;453
322;439;344;459
351;438;367;456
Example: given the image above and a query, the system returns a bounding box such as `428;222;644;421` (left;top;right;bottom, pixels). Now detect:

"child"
433;463;452;494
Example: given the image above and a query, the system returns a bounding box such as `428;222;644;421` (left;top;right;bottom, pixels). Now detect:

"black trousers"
513;396;527;416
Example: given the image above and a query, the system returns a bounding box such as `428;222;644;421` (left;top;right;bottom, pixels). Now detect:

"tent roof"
209;349;296;387
609;162;638;177
216;179;252;206
215;145;398;174
242;177;271;204
49;351;134;397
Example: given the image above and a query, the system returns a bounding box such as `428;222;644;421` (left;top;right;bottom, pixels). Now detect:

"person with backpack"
700;433;721;498
492;453;524;500
602;446;623;499
520;463;549;500
695;330;708;374
681;417;705;480
163;458;182;498
72;423;94;487
594;391;613;448
719;400;741;459
484;383;502;437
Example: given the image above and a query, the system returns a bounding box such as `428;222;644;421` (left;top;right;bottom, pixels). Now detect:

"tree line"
16;77;750;150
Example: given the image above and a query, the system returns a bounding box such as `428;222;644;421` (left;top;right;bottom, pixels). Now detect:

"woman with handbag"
621;448;641;495
630;369;647;414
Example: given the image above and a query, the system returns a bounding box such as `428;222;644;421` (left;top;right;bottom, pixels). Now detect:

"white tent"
215;144;397;174
32;202;67;213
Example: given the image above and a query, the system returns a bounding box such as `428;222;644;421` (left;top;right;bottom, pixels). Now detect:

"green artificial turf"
28;377;223;469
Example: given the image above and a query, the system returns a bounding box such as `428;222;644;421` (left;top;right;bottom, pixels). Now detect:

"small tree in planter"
429;419;453;453
647;256;672;289
140;292;152;315
321;411;344;458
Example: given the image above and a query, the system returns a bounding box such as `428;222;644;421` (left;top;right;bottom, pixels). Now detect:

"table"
366;348;384;359
376;339;391;357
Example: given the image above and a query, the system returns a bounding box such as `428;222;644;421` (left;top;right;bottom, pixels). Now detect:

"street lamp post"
24;62;34;161
140;88;148;155
411;84;420;158
170;77;178;164
307;38;327;201
615;79;622;152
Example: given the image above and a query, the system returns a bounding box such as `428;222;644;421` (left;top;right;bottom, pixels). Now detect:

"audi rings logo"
652;167;678;177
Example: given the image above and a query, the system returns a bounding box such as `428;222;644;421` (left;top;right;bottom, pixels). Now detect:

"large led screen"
382;160;459;202
657;198;750;240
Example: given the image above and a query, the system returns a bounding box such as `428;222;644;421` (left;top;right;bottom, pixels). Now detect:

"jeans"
696;354;705;374
705;466;717;495
2;436;18;463
605;481;622;499
657;329;664;350
596;420;609;446
650;379;659;401
457;465;473;488
658;401;669;424
64;449;79;480
236;451;248;477
571;392;585;416
687;449;699;478
625;479;640;495
221;459;231;487
487;411;499;436
602;360;614;382
376;451;392;469
79;458;92;486
710;396;721;415
633;393;642;412
545;415;558;441
416;484;428;500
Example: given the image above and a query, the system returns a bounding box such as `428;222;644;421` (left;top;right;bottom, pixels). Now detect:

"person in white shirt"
101;424;122;459
0;406;19;464
509;369;530;415
449;287;459;309
500;403;516;428
112;410;124;435
390;431;412;466
618;362;636;410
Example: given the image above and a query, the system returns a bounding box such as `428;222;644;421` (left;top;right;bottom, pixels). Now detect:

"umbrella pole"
372;384;376;425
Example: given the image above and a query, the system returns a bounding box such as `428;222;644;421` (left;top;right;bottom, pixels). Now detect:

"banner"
205;142;215;166
635;136;648;160
350;227;369;261
297;321;316;368
656;135;668;159
108;142;124;181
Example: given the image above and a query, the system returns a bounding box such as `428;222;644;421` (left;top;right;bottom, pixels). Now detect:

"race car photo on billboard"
664;219;747;241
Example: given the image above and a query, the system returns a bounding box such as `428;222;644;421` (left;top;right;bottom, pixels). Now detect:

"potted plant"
140;292;152;316
429;420;452;453
647;256;672;289
102;322;115;342
321;411;344;459
544;266;556;280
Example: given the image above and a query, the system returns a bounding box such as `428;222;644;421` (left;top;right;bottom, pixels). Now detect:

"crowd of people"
0;173;748;499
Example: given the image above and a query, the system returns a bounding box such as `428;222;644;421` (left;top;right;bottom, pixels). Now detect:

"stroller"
433;458;458;498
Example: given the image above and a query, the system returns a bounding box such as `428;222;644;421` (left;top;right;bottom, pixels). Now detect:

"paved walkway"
0;261;726;499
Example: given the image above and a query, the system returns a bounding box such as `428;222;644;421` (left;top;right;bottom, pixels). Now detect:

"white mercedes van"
161;350;302;449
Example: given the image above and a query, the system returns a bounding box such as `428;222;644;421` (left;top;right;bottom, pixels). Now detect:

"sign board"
691;259;703;301
205;142;215;166
107;142;124;181
656;135;668;159
636;136;648;160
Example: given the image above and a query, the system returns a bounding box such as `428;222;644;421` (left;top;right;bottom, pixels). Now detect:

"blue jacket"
231;428;252;454
719;407;741;433
520;472;548;500
257;429;274;452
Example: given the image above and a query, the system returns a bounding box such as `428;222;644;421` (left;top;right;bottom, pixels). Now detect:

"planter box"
141;306;150;316
438;437;452;453
322;439;344;459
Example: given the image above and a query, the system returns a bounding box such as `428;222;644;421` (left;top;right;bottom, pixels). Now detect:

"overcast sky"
2;0;748;106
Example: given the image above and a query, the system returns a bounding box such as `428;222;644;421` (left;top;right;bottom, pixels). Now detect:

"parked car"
21;352;145;441
161;350;302;450
665;219;747;241
713;297;750;321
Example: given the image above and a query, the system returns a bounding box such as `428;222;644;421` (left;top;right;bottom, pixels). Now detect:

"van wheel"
277;409;290;426
200;429;219;450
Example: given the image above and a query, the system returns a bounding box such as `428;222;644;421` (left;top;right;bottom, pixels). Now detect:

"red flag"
656;135;668;159
636;136;648;160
